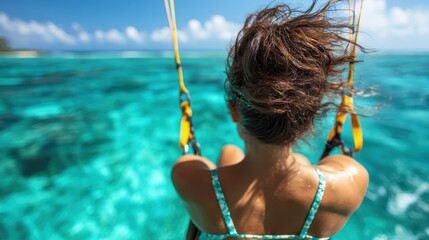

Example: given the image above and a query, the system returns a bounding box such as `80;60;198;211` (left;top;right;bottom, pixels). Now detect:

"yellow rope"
164;0;189;94
164;0;195;152
327;0;364;154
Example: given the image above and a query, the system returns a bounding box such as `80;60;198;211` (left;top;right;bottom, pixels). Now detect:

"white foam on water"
388;183;429;216
112;224;131;238
124;167;140;190
374;225;420;240
150;170;166;186
373;234;388;240
377;186;387;196
394;225;418;240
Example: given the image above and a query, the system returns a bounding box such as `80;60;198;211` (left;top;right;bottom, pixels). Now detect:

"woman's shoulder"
316;154;369;187
315;155;369;216
171;155;228;233
171;154;216;202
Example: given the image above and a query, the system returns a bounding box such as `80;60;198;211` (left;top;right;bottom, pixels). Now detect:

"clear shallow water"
0;51;428;239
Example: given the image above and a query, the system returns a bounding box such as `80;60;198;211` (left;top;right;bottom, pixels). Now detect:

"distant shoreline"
0;50;228;58
0;50;44;57
1;49;429;58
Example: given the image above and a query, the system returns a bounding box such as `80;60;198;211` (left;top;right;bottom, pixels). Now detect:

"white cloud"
2;2;429;50
94;27;145;45
94;29;126;45
152;15;240;44
71;22;91;43
71;23;144;45
390;7;409;26
151;27;188;43
361;0;429;38
0;12;148;47
125;26;144;44
188;19;209;39
151;15;241;43
360;0;388;33
47;22;76;44
151;27;170;42
71;22;83;32
78;32;91;43
200;15;241;41
0;12;76;44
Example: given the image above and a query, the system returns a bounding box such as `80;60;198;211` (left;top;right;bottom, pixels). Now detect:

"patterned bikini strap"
210;169;238;235
299;168;326;238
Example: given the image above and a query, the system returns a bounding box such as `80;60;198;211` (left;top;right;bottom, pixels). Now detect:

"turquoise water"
0;51;428;239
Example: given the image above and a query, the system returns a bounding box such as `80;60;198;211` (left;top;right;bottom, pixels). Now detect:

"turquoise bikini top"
198;168;329;240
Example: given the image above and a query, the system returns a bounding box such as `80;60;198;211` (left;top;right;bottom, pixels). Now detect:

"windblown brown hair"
226;0;359;145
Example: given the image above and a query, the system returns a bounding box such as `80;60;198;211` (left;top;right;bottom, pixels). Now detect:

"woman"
172;1;369;239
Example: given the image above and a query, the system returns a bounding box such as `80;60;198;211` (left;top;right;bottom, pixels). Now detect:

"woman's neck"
242;136;298;175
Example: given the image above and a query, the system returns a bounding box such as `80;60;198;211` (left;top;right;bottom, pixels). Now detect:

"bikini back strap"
210;169;238;235
299;168;326;238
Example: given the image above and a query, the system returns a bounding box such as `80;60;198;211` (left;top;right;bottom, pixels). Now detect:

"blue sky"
1;0;429;51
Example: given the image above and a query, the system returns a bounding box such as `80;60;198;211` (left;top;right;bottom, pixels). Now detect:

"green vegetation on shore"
0;36;44;56
0;36;11;51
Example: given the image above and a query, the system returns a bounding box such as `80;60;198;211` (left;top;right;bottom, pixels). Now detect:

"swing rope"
164;0;201;155
321;0;364;159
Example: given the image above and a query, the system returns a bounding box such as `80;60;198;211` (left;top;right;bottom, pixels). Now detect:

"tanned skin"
172;104;369;239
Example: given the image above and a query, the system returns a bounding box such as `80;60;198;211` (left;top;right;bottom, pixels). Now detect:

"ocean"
0;51;428;239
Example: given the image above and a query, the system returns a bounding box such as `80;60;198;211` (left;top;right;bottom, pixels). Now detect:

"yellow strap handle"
351;112;363;152
179;102;192;150
327;95;362;153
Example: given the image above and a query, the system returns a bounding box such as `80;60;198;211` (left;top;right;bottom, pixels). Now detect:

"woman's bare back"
172;146;368;239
